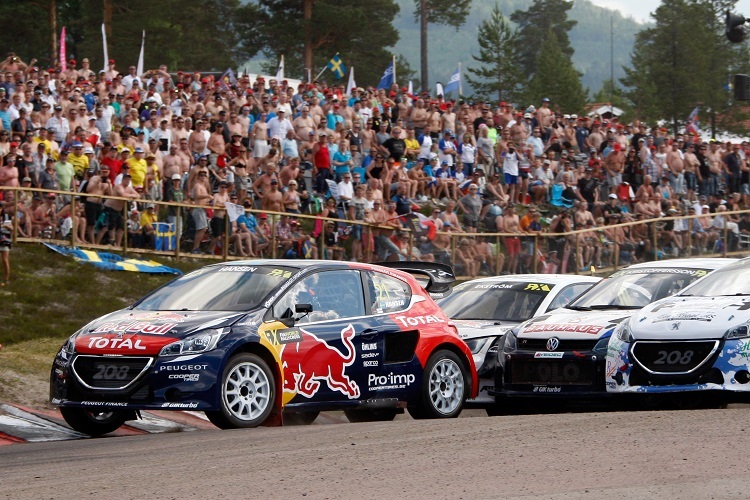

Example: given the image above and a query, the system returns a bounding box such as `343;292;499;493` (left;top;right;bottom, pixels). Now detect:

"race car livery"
438;275;599;406
493;259;734;409
50;261;477;435
607;257;750;401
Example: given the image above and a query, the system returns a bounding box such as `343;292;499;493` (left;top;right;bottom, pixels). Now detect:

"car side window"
274;270;365;324
368;271;412;314
547;283;592;311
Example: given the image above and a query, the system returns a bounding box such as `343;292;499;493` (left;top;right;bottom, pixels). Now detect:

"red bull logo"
281;325;360;399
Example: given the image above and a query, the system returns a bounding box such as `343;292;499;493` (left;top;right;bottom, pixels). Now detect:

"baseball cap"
609;193;618;199
21;176;31;182
171;174;182;181
259;213;268;219
134;147;144;153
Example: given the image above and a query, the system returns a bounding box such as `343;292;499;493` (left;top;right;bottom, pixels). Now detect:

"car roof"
622;258;737;271
458;274;600;286
216;259;354;270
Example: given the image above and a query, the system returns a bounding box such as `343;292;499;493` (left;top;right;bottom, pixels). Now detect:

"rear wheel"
59;407;129;436
283;410;320;425
205;353;276;429
408;350;468;419
344;409;399;423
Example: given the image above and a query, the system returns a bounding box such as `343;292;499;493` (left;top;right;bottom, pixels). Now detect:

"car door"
269;269;371;406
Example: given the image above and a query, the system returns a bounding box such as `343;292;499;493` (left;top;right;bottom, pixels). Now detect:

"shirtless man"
207;123;226;166
509;114;527;144
86;166;113;244
161;144;183;181
426;102;442;134
261;179;284;212
226;112;244;138
208;180;231;254
279;157;300;187
99;172;139;246
293;106;316;141
503;205;522;274
410;99;429;136
188;121;208;162
536;98;553;139
253;162;279;200
683;143;700;202
440;201;461;231
0;155;19;187
190;170;213;253
251;117;269;158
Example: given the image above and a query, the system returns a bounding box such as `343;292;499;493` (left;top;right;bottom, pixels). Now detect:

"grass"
0;243;207;406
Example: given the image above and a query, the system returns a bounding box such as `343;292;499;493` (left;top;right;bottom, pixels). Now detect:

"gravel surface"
1;408;748;499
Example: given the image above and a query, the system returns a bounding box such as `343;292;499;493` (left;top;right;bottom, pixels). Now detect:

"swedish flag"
327;54;347;80
44;243;182;275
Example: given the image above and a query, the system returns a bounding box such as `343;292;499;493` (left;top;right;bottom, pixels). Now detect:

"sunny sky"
589;0;750;24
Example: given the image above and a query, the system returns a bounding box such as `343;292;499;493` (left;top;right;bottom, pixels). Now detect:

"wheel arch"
227;341;284;426
428;341;478;398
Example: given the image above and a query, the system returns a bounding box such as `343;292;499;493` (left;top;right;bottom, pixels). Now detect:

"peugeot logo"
546;337;560;351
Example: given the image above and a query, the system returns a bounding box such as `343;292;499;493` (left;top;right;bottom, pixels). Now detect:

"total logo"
393;314;445;327
87;336;146;350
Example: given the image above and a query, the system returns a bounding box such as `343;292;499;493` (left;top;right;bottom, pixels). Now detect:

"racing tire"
59;407;129;436
344;409;399;423
283;410;320;425
408;350;468;419
206;353;276;429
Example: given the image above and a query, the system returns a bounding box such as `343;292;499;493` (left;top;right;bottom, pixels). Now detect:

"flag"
218;68;237;90
377;61;394;89
43;243;182;274
436;83;444;97
346;66;356;96
136;30;145;76
400;213;436;241
327;54;347;79
225;202;245;222
444;66;461;94
60;27;67;72
275;55;284;81
101;24;109;73
686;106;700;135
408;80;413;96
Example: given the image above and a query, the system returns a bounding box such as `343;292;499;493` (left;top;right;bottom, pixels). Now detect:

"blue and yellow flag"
44;243;182;275
327;54;347;80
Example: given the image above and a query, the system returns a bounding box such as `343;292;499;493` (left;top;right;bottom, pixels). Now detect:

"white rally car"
493;259;735;410
608;257;750;405
437;275;600;406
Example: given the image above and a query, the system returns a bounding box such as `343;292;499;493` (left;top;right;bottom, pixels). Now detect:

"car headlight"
615;321;633;342
464;338;489;354
725;323;750;340
159;329;226;356
503;330;518;352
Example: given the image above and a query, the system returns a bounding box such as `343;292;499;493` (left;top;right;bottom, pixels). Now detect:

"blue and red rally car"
50;260;476;435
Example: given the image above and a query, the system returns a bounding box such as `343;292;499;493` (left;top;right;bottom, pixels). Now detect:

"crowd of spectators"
0;51;748;275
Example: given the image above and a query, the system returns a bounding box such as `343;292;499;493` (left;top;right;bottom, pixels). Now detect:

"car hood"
630;296;750;340
453;319;517;341
73;309;249;355
517;308;634;340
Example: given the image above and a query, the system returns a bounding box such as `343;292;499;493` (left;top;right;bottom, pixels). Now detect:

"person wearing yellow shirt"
127;147;148;188
140;203;158;247
145;153;160;184
67;141;90;179
33;128;55;155
404;127;420;164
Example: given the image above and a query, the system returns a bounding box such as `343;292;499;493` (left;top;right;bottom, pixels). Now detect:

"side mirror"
295;303;313;314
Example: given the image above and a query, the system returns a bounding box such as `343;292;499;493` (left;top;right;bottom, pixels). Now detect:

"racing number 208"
653;350;694;365
93;364;130;380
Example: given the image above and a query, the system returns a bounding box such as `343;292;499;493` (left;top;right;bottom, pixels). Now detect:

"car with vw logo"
491;259;734;413
50;261;477;435
437;275;600;407
607;257;750;407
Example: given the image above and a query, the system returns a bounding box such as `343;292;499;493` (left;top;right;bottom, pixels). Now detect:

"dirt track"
1;408;748;499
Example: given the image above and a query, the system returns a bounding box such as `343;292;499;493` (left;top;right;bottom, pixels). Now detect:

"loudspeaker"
734;74;750;101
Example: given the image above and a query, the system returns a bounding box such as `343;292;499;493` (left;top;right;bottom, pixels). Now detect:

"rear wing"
374;261;455;299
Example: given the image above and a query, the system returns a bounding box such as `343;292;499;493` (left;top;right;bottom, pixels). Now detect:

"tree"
465;3;522;103
511;0;576;79
414;0;472;92
248;0;399;84
525;31;587;113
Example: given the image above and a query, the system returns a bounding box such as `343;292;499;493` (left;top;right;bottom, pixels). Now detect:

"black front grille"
72;356;153;390
631;341;719;374
510;359;594;385
629;366;724;387
518;338;598;352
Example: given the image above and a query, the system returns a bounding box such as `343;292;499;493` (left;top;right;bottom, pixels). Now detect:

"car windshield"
679;260;750;297
134;265;297;311
570;268;712;309
438;281;551;322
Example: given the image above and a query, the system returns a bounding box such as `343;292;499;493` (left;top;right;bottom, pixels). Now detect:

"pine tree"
511;0;577;79
465;3;523;103
525;31;587;113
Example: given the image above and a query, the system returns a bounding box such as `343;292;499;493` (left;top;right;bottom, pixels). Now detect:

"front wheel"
206;353;276;429
408;350;468;419
59;407;129;436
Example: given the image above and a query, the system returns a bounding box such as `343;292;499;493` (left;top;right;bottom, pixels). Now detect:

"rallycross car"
607;257;750;406
491;259;734;413
437;275;600;407
50;261;477;435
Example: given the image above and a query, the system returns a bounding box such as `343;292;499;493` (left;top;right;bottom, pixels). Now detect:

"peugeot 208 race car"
607;257;750;405
437;275;599;407
492;259;734;412
50;261;477;435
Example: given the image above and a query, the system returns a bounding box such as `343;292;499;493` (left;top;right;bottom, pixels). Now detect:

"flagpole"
458;62;462;96
101;23;109;73
392;54;396;87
